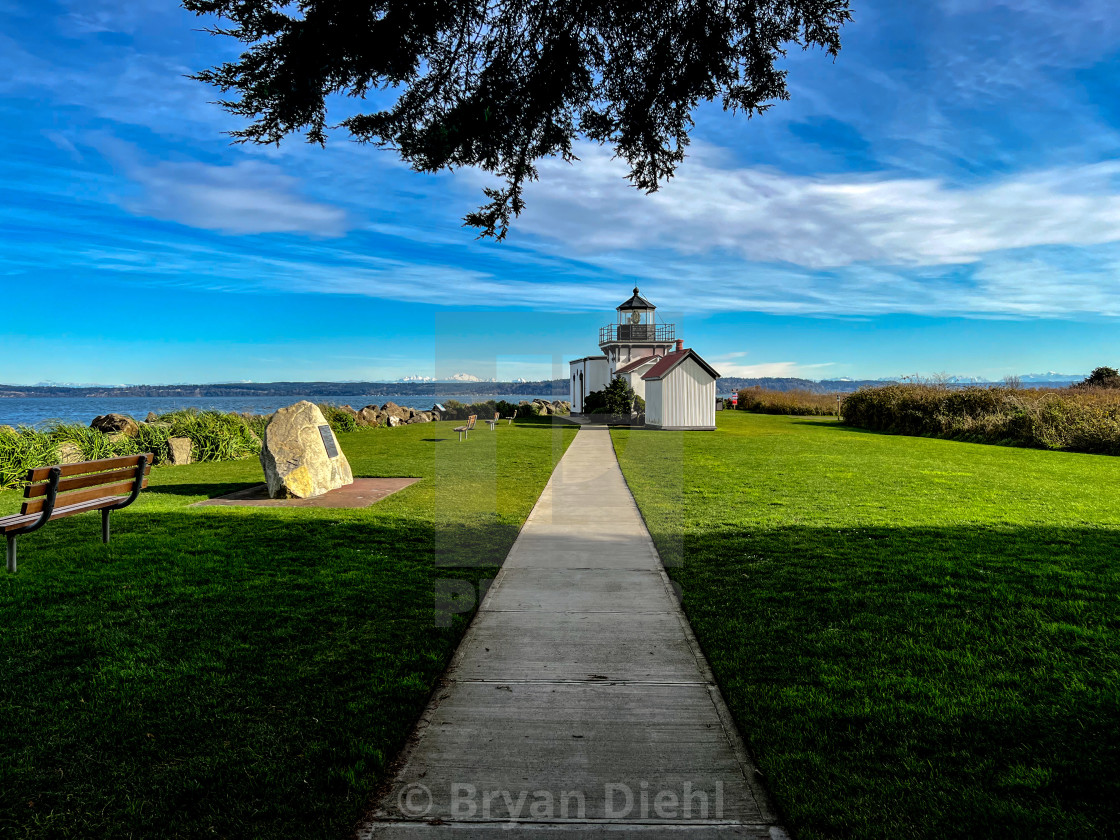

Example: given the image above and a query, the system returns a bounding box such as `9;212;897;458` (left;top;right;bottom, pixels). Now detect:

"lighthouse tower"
569;288;678;413
598;287;676;374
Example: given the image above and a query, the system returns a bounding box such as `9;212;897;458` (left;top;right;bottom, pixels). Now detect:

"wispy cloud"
501;143;1120;269
116;158;350;237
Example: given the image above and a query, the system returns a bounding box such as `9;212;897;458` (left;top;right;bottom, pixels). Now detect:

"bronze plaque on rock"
318;424;339;458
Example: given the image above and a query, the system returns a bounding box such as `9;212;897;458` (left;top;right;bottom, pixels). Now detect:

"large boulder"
259;401;354;499
386;415;405;428
91;413;139;437
380;402;412;423
407;411;433;424
145;411;160;423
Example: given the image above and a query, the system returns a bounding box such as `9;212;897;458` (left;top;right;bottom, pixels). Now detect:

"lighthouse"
569;287;721;428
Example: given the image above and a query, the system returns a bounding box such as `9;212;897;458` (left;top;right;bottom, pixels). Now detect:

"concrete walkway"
358;428;786;839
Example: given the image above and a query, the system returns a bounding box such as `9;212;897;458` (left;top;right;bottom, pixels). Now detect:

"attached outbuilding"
569;355;609;414
642;346;721;430
613;355;660;402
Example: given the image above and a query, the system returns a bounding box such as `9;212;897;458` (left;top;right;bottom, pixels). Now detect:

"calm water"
0;394;566;427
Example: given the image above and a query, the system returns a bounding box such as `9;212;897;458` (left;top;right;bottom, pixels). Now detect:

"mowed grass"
0;419;575;839
612;412;1120;840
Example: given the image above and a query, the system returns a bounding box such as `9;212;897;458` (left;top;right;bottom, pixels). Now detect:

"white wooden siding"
648;357;716;428
645;379;664;425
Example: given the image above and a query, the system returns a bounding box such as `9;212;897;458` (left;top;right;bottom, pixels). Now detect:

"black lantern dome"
616;287;655;311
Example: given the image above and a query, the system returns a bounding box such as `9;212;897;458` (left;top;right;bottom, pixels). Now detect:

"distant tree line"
0;380;569;399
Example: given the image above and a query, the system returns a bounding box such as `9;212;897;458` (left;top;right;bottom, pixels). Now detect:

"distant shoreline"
0;381;571;399
0;375;1085;399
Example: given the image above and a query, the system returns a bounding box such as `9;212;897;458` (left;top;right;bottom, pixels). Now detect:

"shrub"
317;403;359;433
841;384;1120;455
440;399;501;421
737;387;840;416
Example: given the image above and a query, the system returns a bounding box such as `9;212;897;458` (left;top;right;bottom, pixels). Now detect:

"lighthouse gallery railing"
599;323;675;344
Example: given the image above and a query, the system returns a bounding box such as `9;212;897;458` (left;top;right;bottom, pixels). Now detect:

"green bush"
841;384;1120;455
440;400;502;421
317;403;359;433
736;387;839;416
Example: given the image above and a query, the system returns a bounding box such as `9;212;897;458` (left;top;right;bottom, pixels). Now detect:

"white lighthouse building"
569;287;720;430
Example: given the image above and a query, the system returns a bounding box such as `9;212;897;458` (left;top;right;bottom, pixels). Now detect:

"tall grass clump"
737;387;840;416
842;384;1120;455
50;423;141;460
147;409;263;462
0;426;58;489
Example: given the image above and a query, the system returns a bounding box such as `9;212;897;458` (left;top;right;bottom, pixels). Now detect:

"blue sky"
3;0;1120;384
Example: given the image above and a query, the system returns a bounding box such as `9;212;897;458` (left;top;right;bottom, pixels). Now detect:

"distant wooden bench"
454;415;477;442
2;454;152;573
485;411;501;430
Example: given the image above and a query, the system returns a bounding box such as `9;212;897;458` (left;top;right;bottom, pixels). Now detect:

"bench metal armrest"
104;455;148;512
10;467;60;537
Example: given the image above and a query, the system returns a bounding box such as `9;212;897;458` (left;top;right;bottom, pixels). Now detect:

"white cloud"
118;159;349;237
500;144;1120;269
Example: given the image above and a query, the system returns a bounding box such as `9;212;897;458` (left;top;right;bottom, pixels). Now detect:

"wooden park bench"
485;411;501;430
454;415;477;442
2;453;152;573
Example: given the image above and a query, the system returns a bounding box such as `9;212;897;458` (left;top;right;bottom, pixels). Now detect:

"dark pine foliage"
184;0;852;237
1077;366;1120;389
584;377;639;416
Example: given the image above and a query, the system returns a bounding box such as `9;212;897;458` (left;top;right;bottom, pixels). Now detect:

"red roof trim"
641;349;720;381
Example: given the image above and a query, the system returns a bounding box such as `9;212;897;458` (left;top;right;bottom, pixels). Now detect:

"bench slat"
2;496;126;533
24;464;151;498
21;477;149;515
25;453;152;483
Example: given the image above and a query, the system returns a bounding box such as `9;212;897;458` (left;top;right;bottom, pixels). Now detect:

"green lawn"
612;411;1120;840
0;419;575;839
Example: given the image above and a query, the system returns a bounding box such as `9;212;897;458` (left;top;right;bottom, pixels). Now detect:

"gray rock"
259;401;354;499
407;411;433;424
91;413;139;437
168;436;192;466
359;406;383;427
381;402;413;423
386;415;404;428
146;411;159;423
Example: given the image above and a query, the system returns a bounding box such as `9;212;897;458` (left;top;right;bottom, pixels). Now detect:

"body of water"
0;394;566;427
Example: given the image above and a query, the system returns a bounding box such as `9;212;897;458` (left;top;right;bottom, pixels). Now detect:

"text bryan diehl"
399;781;725;820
